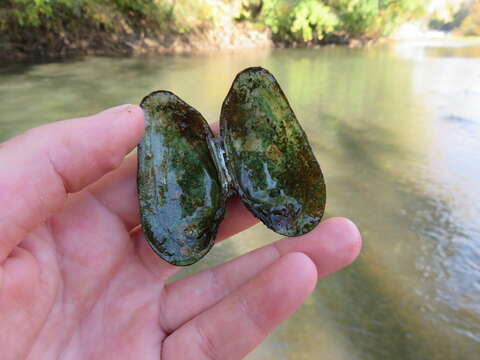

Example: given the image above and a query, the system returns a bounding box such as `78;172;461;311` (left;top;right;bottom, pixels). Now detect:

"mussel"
137;67;326;266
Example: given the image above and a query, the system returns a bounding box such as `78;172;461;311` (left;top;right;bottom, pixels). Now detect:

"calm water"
1;41;480;359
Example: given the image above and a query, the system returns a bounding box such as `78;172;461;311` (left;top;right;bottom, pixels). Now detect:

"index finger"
0;105;144;263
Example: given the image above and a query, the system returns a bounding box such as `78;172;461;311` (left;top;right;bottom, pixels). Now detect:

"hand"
0;105;361;360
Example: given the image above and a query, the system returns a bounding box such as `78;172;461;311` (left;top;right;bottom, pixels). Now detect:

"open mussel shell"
137;91;225;266
137;67;326;266
220;67;326;237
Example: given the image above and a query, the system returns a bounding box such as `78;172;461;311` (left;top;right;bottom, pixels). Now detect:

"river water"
1;40;479;359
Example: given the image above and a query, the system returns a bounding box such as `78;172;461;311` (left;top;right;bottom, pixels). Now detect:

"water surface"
1;41;479;359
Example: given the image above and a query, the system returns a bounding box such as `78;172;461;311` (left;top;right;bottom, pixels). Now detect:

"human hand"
0;105;361;360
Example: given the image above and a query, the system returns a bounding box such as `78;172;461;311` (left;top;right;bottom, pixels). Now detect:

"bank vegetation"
1;0;477;59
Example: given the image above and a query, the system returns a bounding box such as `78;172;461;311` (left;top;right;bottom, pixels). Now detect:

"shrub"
243;0;425;41
458;0;480;36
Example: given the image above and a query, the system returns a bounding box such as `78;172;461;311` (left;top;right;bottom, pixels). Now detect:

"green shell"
137;67;326;266
220;67;326;237
137;91;225;266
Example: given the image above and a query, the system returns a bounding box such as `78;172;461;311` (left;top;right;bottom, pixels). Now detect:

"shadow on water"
245;45;479;358
1;42;479;359
425;43;480;59
272;106;480;359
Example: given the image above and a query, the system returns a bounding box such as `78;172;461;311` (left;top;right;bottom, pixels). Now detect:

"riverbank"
0;1;274;60
1;0;428;61
4;0;477;61
0;22;272;60
0;25;384;61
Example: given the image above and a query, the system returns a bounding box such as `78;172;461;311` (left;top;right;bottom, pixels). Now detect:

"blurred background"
1;1;480;359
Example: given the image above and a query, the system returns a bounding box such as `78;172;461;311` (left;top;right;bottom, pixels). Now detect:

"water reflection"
1;42;479;359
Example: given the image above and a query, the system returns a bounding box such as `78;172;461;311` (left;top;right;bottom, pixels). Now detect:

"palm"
0;105;360;360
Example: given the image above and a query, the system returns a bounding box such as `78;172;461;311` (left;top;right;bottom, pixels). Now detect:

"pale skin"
0;104;362;360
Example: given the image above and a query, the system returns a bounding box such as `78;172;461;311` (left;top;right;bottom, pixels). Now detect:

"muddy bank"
0;27;383;61
1;22;272;61
0;11;379;61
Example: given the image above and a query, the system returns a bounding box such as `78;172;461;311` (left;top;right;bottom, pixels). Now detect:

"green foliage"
170;1;218;34
236;0;263;21
258;0;338;42
260;0;291;38
428;0;469;32
291;0;338;41
9;0;57;27
1;0;236;34
1;0;429;47
332;0;379;36
331;0;425;36
242;0;425;41
458;0;480;36
2;0;169;30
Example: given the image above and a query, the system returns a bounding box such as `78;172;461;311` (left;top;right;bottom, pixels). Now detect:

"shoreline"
0;24;271;61
3;31;477;64
0;24;384;62
2;0;477;62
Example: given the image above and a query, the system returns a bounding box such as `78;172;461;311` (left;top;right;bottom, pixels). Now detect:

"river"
1;40;479;359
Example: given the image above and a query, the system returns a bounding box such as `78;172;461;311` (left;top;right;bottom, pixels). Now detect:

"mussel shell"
137;91;225;266
220;67;326;236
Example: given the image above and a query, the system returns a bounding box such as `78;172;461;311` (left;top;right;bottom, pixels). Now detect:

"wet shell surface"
137;91;225;266
220;67;326;237
137;67;326;265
